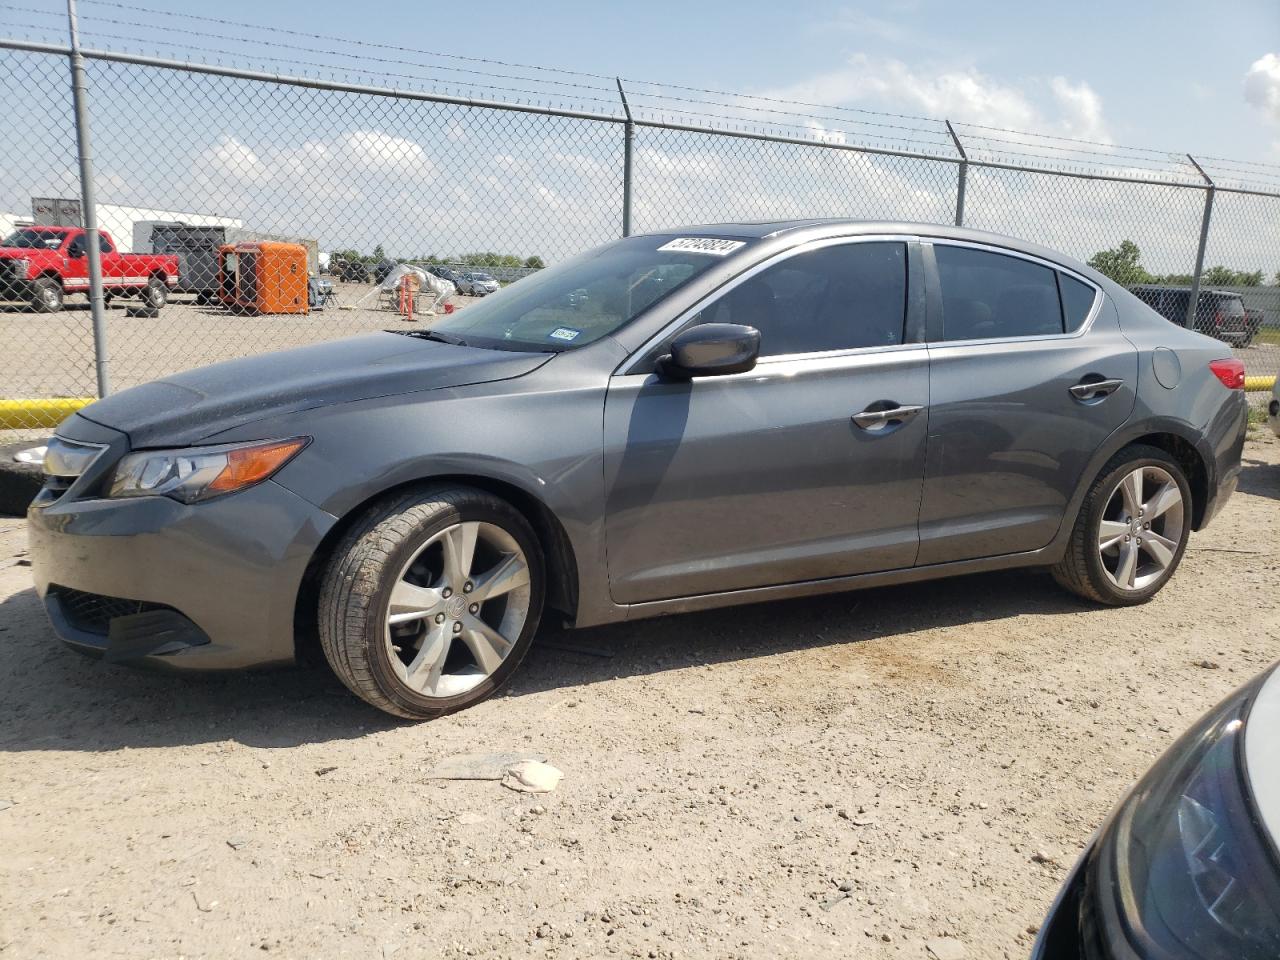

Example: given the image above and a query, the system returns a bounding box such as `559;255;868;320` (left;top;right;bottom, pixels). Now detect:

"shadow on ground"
0;567;1087;753
1238;456;1280;501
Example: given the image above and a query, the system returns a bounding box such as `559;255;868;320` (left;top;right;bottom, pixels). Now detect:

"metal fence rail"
2;31;1279;432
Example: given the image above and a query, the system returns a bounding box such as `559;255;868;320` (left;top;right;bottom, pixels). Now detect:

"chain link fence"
2;37;1280;433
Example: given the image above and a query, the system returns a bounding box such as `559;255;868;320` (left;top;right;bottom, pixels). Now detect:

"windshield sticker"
657;237;746;256
548;327;582;342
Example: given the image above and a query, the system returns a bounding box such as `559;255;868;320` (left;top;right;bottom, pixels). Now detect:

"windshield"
425;233;752;351
2;228;66;250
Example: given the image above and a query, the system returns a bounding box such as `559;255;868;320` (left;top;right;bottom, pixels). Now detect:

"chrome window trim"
617;233;921;376
924;237;1103;347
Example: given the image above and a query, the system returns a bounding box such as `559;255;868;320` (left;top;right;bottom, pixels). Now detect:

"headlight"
1088;669;1280;958
108;437;307;503
13;258;30;279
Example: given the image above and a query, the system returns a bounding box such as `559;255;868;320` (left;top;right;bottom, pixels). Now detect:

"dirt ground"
2;434;1280;960
0;284;486;405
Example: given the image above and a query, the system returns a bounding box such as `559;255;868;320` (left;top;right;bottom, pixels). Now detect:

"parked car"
1032;660;1280;959
458;271;500;296
1245;306;1265;340
28;221;1247;719
332;258;372;283
0;226;176;312
1130;284;1254;346
428;266;465;288
372;259;398;285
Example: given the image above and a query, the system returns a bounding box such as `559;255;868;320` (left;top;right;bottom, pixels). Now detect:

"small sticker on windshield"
657;237;746;256
548;327;582;342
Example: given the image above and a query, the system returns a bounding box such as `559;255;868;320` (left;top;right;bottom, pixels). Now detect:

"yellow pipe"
0;397;94;430
1245;376;1275;393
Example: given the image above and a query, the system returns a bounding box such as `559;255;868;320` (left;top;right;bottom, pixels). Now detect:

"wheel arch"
292;472;579;664
1059;418;1214;546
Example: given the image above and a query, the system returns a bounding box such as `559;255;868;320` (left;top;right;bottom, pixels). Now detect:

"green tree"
523;255;545;269
1087;240;1153;286
371;244;387;263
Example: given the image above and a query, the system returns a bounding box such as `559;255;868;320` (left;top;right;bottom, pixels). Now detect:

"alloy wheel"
383;520;531;698
1096;465;1185;591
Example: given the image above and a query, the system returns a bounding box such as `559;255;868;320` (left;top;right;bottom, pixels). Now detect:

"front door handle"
852;404;925;430
1069;378;1125;402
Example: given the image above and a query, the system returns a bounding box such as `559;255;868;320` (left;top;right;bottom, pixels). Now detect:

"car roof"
635;219;1099;279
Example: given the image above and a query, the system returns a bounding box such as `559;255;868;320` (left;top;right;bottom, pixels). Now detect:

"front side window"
936;245;1063;340
683;242;908;358
425;233;752;352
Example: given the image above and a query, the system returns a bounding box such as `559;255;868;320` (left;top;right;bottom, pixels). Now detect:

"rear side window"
1058;274;1097;331
689;241;907;357
935;245;1063;340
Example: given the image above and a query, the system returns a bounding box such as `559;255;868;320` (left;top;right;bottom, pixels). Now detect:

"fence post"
1185;154;1215;332
945;120;967;227
616;78;634;238
65;0;109;396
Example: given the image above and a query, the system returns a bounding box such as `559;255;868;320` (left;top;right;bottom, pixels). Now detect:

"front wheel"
318;485;544;719
1053;445;1192;605
30;277;63;313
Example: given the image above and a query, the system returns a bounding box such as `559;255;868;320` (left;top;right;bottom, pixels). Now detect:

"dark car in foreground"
1033;662;1280;959
1130;284;1254;346
27;221;1247;718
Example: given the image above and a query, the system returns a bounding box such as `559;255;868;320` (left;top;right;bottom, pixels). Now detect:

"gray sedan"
28;221;1247;718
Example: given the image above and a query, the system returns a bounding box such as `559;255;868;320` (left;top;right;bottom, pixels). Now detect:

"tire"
1052;444;1192;606
30;277;63;313
0;439;49;517
140;276;168;311
318;485;545;719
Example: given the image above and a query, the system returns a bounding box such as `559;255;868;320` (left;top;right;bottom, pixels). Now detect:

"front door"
603;238;930;605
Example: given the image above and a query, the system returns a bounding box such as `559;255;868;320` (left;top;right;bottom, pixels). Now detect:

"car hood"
1246;664;1280;851
76;331;552;447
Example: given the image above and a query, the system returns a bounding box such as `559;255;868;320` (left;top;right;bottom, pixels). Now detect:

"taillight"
1209;358;1245;389
1213;309;1224;328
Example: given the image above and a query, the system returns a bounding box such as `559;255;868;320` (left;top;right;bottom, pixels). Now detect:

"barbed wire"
5;0;1278;184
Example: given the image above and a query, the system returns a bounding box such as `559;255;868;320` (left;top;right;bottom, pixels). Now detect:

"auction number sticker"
657;237;746;256
548;327;582;342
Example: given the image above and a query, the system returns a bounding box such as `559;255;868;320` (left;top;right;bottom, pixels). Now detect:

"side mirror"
656;323;760;380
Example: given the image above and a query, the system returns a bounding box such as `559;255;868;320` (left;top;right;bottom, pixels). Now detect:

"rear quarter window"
1058;274;1098;332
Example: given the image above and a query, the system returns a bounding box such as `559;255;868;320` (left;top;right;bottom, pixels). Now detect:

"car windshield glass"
1;228;66;249
425;234;752;351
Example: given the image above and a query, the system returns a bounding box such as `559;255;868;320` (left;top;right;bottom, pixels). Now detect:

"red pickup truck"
0;225;177;313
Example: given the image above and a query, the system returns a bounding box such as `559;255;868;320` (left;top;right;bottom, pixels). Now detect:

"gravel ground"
2;433;1279;959
1;284;485;405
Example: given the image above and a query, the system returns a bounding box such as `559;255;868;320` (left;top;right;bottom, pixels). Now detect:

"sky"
179;0;1280;163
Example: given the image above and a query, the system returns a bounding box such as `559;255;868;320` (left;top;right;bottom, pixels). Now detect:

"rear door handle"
1069;378;1125;402
852;404;925;430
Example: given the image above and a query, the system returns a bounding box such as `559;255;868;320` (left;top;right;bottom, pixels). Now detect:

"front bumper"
27;425;337;670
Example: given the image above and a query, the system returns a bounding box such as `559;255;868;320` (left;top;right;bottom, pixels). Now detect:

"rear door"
917;240;1137;565
603;237;930;603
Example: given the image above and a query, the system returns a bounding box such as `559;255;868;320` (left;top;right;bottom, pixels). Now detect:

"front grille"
50;586;166;635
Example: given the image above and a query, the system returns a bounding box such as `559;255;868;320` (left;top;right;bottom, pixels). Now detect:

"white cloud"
759;54;1110;143
1244;53;1280;123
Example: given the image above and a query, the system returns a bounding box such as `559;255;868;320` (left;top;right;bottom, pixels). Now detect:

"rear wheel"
30;277;62;313
318;485;544;719
140;276;167;311
1053;445;1192;605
